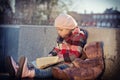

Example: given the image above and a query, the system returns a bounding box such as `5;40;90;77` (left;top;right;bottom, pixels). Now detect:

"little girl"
6;13;87;78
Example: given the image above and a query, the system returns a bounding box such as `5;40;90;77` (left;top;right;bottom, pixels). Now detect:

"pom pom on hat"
54;13;78;29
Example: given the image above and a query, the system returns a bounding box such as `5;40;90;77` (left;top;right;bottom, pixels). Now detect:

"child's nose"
58;31;61;34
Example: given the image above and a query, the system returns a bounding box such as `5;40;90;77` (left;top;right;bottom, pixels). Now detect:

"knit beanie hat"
54;13;78;29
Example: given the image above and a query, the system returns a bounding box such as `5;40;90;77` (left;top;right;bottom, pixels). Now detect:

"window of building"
119;15;120;19
109;15;113;19
106;22;111;27
101;15;104;19
113;15;117;19
105;15;109;19
101;22;106;27
96;15;100;19
93;15;97;19
97;22;101;27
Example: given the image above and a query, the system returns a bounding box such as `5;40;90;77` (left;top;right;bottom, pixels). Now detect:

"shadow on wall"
114;30;120;79
96;41;105;80
0;26;19;73
103;29;120;80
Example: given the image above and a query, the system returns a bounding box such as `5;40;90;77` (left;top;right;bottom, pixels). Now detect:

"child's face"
56;27;72;38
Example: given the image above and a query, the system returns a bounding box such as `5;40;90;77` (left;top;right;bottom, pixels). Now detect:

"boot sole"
16;56;26;78
5;56;15;77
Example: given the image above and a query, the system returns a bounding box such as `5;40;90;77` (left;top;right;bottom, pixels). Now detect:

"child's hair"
54;13;78;29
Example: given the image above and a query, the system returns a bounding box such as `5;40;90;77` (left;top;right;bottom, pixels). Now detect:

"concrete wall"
18;26;57;61
0;25;120;79
84;27;120;80
18;26;120;79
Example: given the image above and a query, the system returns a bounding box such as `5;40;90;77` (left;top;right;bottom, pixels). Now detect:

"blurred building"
0;0;66;25
68;8;120;28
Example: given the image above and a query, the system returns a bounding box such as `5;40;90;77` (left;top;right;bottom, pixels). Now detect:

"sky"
67;0;120;13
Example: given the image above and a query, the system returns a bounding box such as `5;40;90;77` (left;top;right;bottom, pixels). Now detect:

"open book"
36;56;63;69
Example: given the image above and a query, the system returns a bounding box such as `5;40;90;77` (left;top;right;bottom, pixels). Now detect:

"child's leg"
56;63;70;70
52;64;70;80
34;63;70;78
17;56;54;78
31;60;37;68
34;67;53;78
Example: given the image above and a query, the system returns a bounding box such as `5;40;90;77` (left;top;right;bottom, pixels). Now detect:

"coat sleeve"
49;47;59;56
63;42;104;80
49;36;63;56
72;42;104;68
72;58;102;68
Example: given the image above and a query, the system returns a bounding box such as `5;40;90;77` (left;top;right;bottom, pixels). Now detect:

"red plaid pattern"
49;27;87;61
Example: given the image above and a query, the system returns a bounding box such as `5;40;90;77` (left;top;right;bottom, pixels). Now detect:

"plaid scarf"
49;27;87;62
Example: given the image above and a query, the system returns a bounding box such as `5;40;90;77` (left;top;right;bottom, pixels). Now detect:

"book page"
36;56;59;69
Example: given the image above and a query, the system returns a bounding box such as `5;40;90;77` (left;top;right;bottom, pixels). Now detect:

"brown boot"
6;56;19;77
16;56;35;78
52;67;70;80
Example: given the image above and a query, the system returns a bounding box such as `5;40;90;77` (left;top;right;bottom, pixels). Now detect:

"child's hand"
48;54;53;57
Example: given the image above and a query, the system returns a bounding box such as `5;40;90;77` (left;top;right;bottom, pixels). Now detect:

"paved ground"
0;74;57;80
